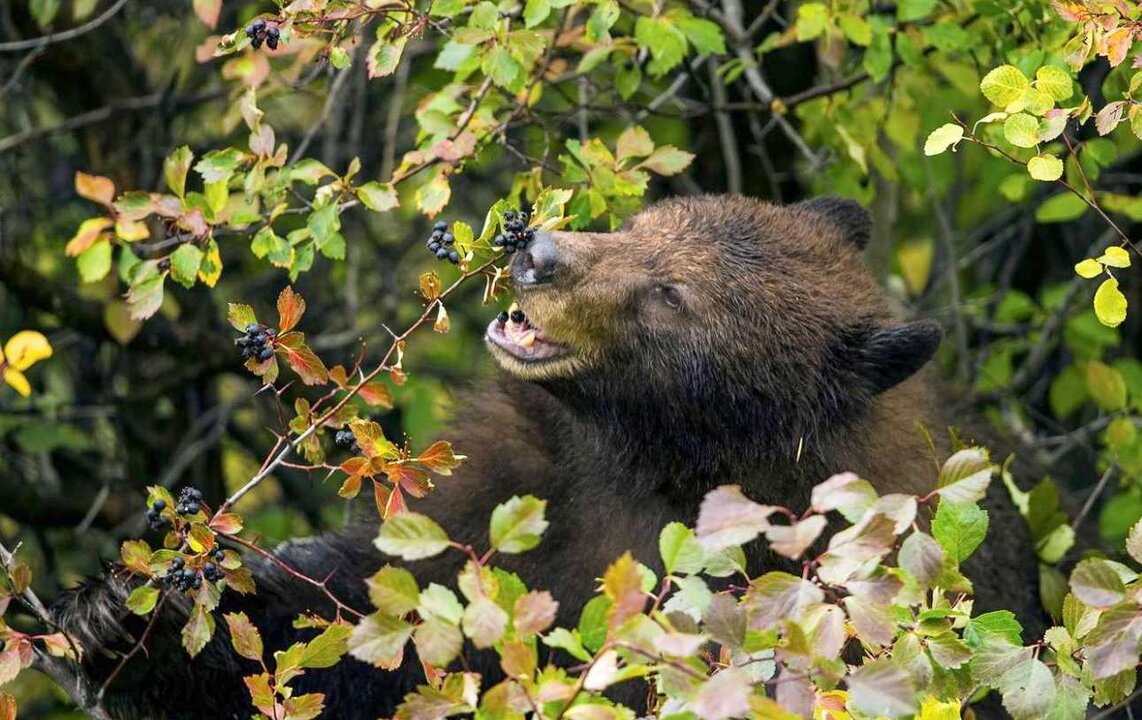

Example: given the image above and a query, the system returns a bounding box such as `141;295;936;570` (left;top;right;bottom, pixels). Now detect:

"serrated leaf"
1036;65;1073;101
931;501;989;562
126;585;160;615
348;612;412;667
224;612;264;661
375;512;450;560
164;146;194;198
489;495;548;553
1069;558;1126;608
169;244;203;288
277;286;306;332
414;617;463;666
75;171;115;206
368;565;420;616
357;182;400;212
462;597;508;648
846;658;918;718
695;485;776;550
981;65;1031;107
181;604;215;658
227;303;257;331
77;241;113;283
299;623;350;668
640;146;694;175
514;590;558;635
659;522;705;575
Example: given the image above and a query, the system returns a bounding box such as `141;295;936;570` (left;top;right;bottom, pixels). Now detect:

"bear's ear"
798;196;872;249
849;320;943;394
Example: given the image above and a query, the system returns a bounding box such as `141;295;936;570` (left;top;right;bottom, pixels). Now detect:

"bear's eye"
655;284;684;310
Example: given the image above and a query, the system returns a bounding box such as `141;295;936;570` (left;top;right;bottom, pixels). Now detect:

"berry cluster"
496;309;526;325
334;429;362;454
176;487;204;516
145;498;171;531
426;221;460;265
163;557;202;592
245;18;280;50
492;210;535;255
237;323;275;363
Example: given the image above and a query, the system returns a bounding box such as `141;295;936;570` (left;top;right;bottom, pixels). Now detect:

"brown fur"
56;195;1041;719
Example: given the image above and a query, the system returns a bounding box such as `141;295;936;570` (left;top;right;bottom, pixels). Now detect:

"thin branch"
708;62;741;194
0;0;130;52
1073;465;1116;535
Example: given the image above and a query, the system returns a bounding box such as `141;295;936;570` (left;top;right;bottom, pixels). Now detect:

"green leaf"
896;0;935;22
1027;154;1063;181
659;522;706;575
578;595;611;652
418;583;464;625
367;565;421;616
227;303;257;331
932;501;989;562
483;46;521;87
357;182;399;212
634;16;688;77
490;495;549;553
181;604;216;658
935;448;992;504
367;35;407;78
965;610;1023;647
1087;359;1128;410
348;612;413;666
125;585;159;615
77;241;113;283
1069;558;1126;608
1036;193;1088;223
164;146;194;198
330;47;351;69
676;15;725;55
1036;65;1073;101
981;65;1031;107
194;147;245;184
1003;113;1040;148
523;0;550;28
1000;658;1056;719
543;627;592;661
169;244;203;289
1094;278;1128;328
299;623;351;668
375;512;451;560
923;124;964;156
640;145;695;175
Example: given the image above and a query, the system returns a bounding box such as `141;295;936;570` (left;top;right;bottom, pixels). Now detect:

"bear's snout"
512;230;561;287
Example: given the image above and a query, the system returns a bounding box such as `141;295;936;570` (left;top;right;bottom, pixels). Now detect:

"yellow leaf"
1094;277;1128;328
66;217;114;256
3;368;31;397
1027;154;1063;181
75;171;115;206
923;124;964;156
115;218;151;242
198;239;223;287
1074;258;1103;278
1097;246;1131;268
917;695;961;720
980;65;1031;107
3;331;52;371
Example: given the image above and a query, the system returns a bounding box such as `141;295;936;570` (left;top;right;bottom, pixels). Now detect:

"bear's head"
485;195;942;479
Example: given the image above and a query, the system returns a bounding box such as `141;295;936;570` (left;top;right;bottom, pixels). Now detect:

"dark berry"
434;221;448;231
158;258;171;272
435;248;449;260
510;310;525;323
251;37;263;49
251;18;267;33
428;242;441;253
152;499;166;511
213;549;226;561
497;311;509;324
493;234;505;247
258;347;274;362
245;324;260;335
448;251;460;263
442;233;454;245
172;557;185;569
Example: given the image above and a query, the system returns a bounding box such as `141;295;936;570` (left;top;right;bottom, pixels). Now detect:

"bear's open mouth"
485;304;571;365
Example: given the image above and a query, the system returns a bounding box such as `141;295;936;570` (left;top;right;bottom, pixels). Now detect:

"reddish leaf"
514;591;559;636
418;441;465;475
224;612;265;661
120;539;153;575
339;473;363;499
75;171;115;206
66;217;113;256
0;691;16;720
278;333;329;385
360;381;393;408
244;673;277;717
192;0;222;28
209;512;244;536
386;464;433;498
277;286;306;333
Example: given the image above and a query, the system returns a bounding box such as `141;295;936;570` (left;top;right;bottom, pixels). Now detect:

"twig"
708;62;741;193
0;0;130;53
1073;465;1116;534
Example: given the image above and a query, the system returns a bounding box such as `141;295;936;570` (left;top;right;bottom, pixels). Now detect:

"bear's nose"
513;230;560;286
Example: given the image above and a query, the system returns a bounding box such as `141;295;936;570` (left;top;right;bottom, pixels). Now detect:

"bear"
55;194;1042;719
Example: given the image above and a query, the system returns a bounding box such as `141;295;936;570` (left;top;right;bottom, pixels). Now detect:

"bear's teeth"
519;331;536;348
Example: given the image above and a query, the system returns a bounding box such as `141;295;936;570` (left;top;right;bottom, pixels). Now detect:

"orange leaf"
339;474;363;499
75;171;115;206
360;381;393;408
66;217;113;256
381;483;407;519
418;441;465;475
385;464;433;498
209;512;244;535
277;286;306;333
0;690;16;720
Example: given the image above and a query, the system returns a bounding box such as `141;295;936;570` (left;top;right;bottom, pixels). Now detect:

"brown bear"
56;195;1041;719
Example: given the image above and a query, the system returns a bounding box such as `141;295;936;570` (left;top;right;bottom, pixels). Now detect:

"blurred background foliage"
1;0;1140;714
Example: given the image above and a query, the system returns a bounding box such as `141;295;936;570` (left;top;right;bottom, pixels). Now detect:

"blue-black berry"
426;222;461;265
